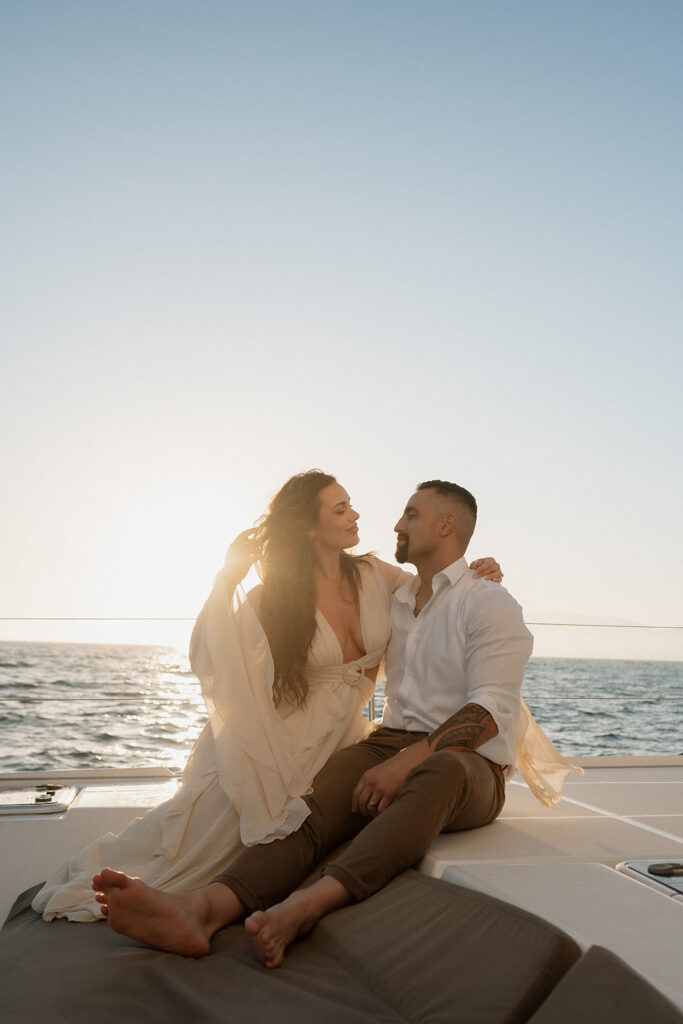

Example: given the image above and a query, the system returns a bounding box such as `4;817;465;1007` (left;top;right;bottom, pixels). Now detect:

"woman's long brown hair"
254;470;365;707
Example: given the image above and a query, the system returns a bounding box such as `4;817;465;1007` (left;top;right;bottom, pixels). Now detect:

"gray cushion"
314;872;581;1024
1;871;581;1024
526;944;683;1024
1;885;400;1024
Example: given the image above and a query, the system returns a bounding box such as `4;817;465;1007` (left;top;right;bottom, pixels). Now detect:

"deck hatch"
0;784;79;815
618;860;683;898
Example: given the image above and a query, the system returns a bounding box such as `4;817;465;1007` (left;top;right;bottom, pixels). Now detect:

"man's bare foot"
91;868;243;958
245;891;318;968
244;876;350;968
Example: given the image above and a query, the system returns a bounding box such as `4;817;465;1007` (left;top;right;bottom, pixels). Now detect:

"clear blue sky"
1;1;681;659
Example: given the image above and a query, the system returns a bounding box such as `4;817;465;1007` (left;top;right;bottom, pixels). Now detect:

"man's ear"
440;513;457;536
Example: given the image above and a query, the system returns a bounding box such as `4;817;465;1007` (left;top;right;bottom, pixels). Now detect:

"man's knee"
414;750;504;831
406;750;501;815
412;748;477;790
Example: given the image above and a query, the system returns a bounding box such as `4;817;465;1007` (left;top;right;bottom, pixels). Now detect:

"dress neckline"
315;585;367;664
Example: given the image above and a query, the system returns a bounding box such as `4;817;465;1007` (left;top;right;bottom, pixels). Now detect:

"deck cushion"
1;870;581;1024
313;872;581;1023
526;944;683;1024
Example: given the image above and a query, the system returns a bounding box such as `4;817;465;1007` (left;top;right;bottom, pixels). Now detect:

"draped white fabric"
515;697;583;807
195;565;390;846
32;560;391;922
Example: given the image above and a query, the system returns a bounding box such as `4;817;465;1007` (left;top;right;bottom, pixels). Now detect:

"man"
93;480;533;966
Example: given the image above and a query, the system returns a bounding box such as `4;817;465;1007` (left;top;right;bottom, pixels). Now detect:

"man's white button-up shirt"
380;556;533;773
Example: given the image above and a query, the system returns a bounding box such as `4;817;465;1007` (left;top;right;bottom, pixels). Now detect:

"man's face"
394;489;442;565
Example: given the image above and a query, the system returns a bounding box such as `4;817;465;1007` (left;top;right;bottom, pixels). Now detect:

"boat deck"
421;756;683;1008
2;756;682;1008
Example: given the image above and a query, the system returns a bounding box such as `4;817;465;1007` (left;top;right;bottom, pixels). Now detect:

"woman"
33;470;505;922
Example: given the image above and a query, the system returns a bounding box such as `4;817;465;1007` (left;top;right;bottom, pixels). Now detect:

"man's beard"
395;537;409;564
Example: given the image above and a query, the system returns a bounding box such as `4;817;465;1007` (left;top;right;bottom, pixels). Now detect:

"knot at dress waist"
306;660;374;689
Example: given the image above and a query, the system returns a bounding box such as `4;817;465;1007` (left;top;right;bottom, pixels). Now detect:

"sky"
1;1;681;660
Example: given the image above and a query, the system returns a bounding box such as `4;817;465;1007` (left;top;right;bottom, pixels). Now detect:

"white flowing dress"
33;557;398;922
32;557;577;922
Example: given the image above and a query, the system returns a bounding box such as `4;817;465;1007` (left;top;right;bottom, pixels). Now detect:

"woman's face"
311;482;360;552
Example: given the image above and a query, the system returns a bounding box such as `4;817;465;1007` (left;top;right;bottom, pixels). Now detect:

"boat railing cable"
2;618;681;627
1;695;681;704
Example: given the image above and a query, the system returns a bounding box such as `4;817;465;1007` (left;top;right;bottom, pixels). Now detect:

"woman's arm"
190;531;262;674
221;529;261;599
369;554;503;590
370;557;413;594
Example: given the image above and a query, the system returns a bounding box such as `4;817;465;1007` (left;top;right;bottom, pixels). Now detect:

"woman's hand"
223;529;261;585
469;556;503;582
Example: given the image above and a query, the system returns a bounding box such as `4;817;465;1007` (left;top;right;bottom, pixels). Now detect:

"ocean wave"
0;644;681;772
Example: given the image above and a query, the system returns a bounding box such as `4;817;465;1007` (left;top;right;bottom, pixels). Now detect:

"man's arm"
428;702;498;752
352;702;498;816
354;587;531;817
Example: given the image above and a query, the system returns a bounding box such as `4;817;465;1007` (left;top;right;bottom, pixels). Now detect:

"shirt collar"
393;556;470;606
432;556;470;591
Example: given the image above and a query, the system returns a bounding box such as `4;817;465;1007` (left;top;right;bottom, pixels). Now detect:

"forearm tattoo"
428;703;498;753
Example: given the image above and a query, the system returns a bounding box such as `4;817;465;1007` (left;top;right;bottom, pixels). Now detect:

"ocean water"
0;642;681;773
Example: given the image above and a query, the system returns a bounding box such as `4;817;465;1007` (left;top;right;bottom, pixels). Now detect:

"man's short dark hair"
417;480;477;520
417;480;477;546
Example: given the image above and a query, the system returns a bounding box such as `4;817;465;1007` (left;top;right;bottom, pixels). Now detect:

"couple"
35;472;574;954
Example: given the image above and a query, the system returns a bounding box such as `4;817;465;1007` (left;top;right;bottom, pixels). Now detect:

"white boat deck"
419;756;683;1009
0;767;180;926
1;756;682;1007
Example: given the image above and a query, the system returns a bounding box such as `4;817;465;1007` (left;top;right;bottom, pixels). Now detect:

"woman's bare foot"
244;876;350;968
92;868;243;958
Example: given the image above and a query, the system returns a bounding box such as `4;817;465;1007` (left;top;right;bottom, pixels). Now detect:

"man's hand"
352;740;430;816
352;706;499;817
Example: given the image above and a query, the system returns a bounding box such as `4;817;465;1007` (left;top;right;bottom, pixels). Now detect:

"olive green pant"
216;726;506;911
